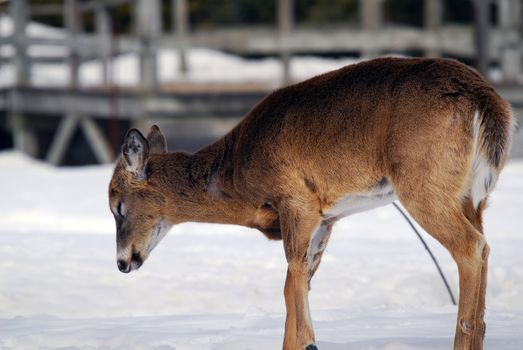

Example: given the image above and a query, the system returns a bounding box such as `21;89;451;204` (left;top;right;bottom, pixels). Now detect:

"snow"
0;151;522;349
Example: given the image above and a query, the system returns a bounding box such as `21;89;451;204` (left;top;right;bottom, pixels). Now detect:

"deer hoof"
305;345;318;350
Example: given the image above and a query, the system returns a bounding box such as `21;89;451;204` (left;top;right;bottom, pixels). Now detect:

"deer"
108;57;515;350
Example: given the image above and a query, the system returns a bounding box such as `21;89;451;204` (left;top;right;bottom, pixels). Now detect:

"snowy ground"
0;151;522;350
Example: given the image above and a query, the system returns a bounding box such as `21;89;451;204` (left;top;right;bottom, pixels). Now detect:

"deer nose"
117;259;130;273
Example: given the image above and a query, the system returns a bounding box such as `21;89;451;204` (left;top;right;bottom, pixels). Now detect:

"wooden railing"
2;0;522;88
1;0;522;165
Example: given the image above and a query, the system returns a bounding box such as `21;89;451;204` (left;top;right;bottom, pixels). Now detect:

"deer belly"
324;184;396;221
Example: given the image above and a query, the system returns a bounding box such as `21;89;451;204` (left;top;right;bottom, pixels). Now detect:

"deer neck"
149;133;255;227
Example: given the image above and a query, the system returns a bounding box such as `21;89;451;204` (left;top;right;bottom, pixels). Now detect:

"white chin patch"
146;220;172;255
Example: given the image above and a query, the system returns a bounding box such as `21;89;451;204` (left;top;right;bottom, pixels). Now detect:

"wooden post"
360;0;382;57
9;0;29;86
135;0;162;91
9;113;38;157
8;0;37;157
424;0;443;57
64;0;82;88
498;0;521;83
95;4;111;85
474;0;491;78
278;0;294;85
173;0;189;74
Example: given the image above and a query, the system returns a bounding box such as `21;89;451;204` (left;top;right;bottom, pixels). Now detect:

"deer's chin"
129;258;143;271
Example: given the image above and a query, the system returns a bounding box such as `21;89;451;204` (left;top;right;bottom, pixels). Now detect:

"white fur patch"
307;223;331;277
470;110;499;209
324;181;396;220
470;153;496;209
116;220;172;263
306;181;396;280
145;219;172;256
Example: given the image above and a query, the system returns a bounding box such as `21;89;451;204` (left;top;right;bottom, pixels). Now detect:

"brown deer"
108;57;515;350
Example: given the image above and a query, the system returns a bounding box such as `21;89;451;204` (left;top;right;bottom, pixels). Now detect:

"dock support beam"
360;0;383;57
278;0;294;85
9;114;38;157
174;0;189;75
64;0;82;88
95;4;112;85
474;0;491;78
424;0;443;57
498;0;522;83
136;0;162;91
9;0;37;156
10;0;30;86
46;115;113;166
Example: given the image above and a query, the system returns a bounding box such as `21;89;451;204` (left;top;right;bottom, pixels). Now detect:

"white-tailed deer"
109;57;515;350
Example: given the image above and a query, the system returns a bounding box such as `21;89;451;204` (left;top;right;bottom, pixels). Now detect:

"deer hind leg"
394;184;488;350
463;197;489;349
280;204;323;350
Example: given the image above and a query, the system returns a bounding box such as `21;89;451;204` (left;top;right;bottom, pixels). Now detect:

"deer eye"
117;202;125;218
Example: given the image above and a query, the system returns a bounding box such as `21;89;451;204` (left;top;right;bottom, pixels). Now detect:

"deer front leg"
280;204;322;350
283;267;298;349
284;260;317;350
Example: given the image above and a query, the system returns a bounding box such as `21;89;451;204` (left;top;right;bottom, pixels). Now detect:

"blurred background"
0;0;522;165
1;2;523;348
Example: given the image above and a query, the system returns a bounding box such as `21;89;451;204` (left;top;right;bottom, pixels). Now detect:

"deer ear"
122;128;149;178
146;125;167;154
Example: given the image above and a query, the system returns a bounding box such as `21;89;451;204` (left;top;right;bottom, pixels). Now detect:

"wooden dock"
1;0;522;164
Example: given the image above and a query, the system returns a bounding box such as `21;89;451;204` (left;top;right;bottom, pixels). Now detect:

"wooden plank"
498;0;521;83
180;26;478;56
474;0;490;77
64;0;82;88
0;25;511;60
135;0;163;92
8;0;33;156
95;5;112;85
10;35;138;59
1;88;264;119
2;84;523;120
174;0;189;74
9;113;38;157
9;0;30;86
32;4;63;16
135;0;161;91
46;114;80;165
277;0;294;85
0;57;66;64
359;0;383;57
424;0;443;29
360;0;382;31
424;0;443;57
135;0;162;37
79;0;133;12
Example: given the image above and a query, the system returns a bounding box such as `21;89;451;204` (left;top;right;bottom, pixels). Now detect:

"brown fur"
109;57;514;350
